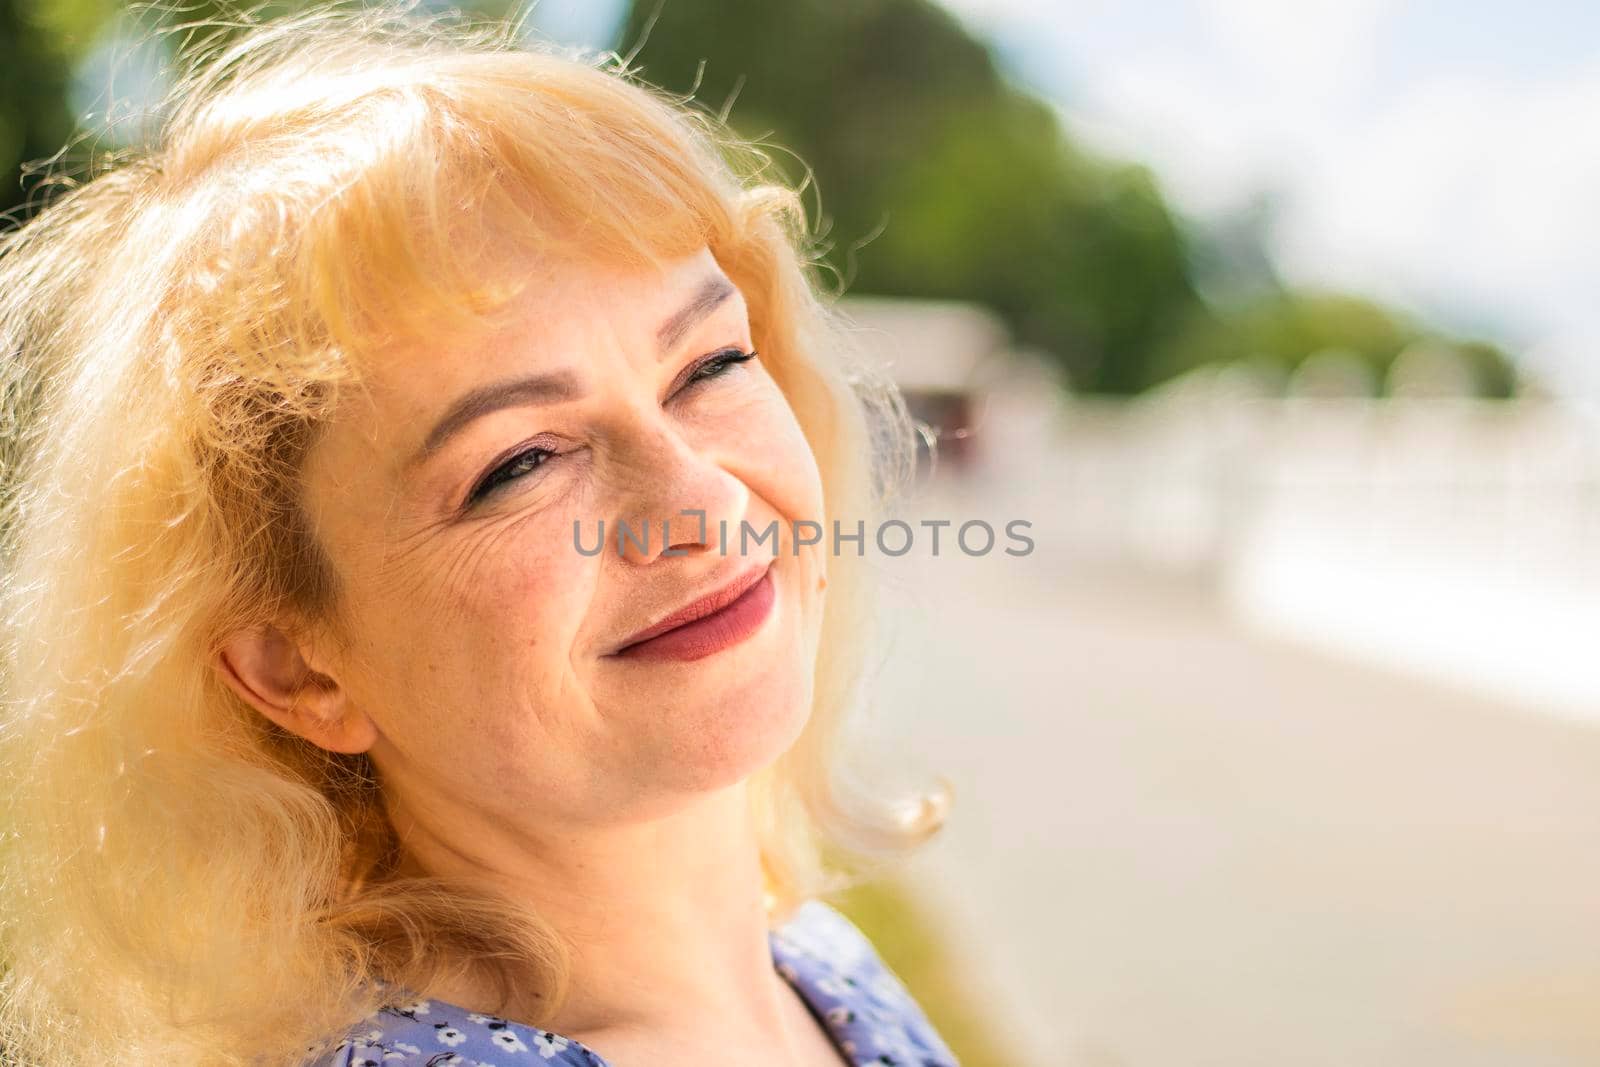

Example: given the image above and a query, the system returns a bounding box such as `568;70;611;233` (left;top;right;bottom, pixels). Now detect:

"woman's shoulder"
771;897;962;1066
772;896;891;977
304;997;602;1067
303;896;958;1067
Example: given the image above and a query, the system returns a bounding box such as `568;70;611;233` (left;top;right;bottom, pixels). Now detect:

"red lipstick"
610;564;776;663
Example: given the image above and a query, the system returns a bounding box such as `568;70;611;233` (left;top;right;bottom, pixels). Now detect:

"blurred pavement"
857;472;1600;1067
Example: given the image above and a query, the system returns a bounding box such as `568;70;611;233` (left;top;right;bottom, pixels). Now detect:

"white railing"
924;370;1600;721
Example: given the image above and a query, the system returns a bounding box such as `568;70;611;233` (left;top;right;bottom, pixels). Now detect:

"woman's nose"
605;419;751;564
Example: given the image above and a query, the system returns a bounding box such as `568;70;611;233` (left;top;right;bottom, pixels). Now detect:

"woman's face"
294;245;828;831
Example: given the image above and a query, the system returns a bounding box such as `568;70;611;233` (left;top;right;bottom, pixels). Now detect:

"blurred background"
5;1;1600;1064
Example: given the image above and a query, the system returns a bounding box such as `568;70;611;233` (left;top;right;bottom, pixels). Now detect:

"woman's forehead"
322;245;739;450
385;243;729;378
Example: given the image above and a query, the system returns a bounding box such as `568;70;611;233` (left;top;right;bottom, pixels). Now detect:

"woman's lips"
611;566;776;662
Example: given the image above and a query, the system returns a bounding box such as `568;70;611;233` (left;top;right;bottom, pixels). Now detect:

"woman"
0;4;956;1066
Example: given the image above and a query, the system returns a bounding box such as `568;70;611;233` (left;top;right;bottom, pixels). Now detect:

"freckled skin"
298;246;829;848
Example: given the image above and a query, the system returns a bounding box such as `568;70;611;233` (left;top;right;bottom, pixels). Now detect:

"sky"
936;0;1600;396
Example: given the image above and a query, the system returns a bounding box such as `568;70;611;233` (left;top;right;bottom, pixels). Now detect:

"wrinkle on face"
291;245;829;844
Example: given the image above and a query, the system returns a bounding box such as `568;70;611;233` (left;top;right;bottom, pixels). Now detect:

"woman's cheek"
737;383;825;511
774;417;827;529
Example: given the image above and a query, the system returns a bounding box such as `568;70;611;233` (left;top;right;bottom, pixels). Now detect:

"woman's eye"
460;348;756;512
682;347;758;392
466;446;556;507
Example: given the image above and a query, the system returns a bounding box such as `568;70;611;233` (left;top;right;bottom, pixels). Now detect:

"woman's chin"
651;661;816;796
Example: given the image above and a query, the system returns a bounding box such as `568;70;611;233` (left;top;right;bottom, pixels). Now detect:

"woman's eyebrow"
656;273;735;354
405;275;738;473
407;368;582;471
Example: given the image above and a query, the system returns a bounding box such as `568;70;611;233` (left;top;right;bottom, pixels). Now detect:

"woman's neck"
386;780;795;1044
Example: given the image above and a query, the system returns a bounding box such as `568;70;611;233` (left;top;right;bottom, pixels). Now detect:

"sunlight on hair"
0;3;951;1063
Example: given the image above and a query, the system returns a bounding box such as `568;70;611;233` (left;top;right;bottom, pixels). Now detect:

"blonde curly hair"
0;4;949;1064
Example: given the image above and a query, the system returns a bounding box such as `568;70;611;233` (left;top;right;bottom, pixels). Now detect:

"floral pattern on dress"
304;898;959;1066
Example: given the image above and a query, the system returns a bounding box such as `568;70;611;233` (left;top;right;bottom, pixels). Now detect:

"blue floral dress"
306;898;960;1066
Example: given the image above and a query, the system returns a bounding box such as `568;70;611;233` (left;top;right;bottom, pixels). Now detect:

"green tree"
1152;288;1519;397
0;0;77;222
618;0;1200;394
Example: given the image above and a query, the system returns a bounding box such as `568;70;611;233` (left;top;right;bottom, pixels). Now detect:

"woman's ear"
214;625;377;754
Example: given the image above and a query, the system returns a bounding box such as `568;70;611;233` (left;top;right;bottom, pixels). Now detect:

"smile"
610;565;776;663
